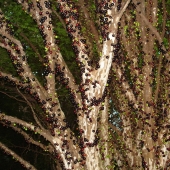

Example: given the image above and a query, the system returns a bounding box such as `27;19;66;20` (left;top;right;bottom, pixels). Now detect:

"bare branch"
19;32;43;62
52;9;66;30
0;141;37;170
154;0;166;102
154;53;163;102
16;87;45;130
112;64;137;108
109;122;121;136
118;0;131;18
0;90;26;103
99;97;110;168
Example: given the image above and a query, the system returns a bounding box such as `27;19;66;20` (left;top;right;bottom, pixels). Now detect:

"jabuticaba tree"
0;0;169;170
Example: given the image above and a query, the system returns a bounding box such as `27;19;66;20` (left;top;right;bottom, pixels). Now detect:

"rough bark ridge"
0;0;169;170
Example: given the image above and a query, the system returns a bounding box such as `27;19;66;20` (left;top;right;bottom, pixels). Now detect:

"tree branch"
77;0;101;52
0;141;37;170
98;97;110;168
133;0;168;53
0;113;52;143
133;0;170;105
0;11;48;99
118;0;131;19
90;0;131;98
16;87;45;130
17;0;81;108
19;32;43;62
112;64;137;108
0;72;27;88
52;9;66;30
0;90;26;103
109;122;121;136
1;121;52;153
57;0;92;78
121;14;142;105
0;8;70;132
17;0;57;102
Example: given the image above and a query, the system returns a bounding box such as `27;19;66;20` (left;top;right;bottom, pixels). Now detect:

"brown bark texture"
0;0;169;170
